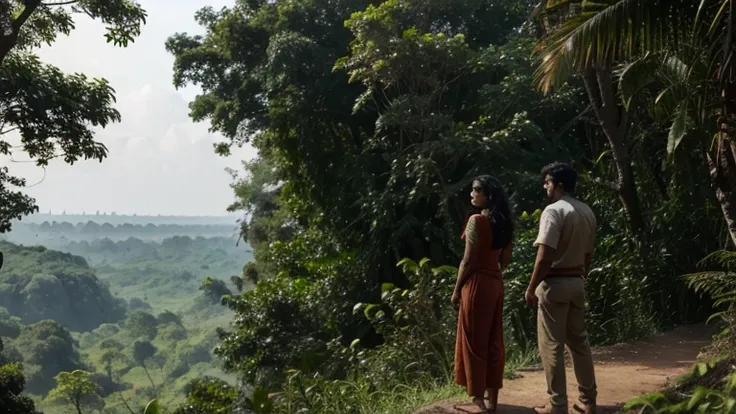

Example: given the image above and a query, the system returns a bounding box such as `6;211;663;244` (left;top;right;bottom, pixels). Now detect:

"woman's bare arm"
454;216;479;294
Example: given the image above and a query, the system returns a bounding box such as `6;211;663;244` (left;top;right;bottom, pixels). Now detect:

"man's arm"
526;209;561;304
529;244;556;293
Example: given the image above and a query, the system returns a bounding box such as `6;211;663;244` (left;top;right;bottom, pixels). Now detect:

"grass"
376;382;466;414
401;347;539;413
287;346;540;414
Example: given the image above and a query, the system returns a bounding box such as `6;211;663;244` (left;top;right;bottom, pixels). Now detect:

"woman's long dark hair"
473;175;514;249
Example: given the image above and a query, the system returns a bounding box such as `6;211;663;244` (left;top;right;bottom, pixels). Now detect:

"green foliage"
133;340;158;388
158;323;188;343
126;310;159;340
226;157;291;248
166;0;575;276
0;223;239;411
163;3;727;414
157;311;184;328
199;277;231;305
98;347;124;381
163;343;211;380
271;369;458;414
215;259;348;388
55;235;250;315
681;251;736;351
167;2;587;397
622;246;736;412
12;320;82;396
625;359;736;413
0;0;146;233
5;0;146;53
172;377;239;414
46;370;104;413
351;258;457;386
8;221;237;244
0;306;22;339
0;356;41;414
0;241;126;331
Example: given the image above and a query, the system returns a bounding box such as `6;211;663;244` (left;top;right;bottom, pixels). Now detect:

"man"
525;162;597;414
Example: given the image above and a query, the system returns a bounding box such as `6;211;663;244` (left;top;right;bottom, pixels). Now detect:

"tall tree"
533;0;736;244
46;370;103;414
168;0;587;389
0;0;146;233
534;0;646;233
132;340;157;390
97;340;125;381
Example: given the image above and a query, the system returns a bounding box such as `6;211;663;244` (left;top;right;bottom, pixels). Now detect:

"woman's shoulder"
469;213;491;222
466;214;490;232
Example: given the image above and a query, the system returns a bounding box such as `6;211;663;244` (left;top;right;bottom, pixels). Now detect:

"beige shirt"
533;195;597;272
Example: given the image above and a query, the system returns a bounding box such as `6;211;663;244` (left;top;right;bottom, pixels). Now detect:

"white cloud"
1;0;255;216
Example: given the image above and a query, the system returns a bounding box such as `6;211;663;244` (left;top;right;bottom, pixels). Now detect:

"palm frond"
683;250;736;298
615;52;657;110
684;270;736;297
533;0;710;93
614;38;721;152
699;249;736;269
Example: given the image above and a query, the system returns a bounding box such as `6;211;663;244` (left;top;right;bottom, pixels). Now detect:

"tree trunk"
142;363;156;389
582;66;646;233
715;5;736;247
0;0;40;65
118;392;137;414
707;134;736;247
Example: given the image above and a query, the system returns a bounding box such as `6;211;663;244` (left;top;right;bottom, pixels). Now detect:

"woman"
452;175;514;413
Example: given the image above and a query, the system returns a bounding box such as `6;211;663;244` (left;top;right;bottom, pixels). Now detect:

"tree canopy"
0;353;40;414
0;241;126;330
46;369;103;414
0;0;146;233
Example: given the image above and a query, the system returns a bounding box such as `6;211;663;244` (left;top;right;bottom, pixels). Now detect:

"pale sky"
3;0;257;216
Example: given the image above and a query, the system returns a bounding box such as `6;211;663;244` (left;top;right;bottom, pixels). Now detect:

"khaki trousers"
536;277;597;408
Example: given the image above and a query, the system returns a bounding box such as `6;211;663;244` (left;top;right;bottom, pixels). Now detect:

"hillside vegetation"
0;241;126;331
0;227;251;412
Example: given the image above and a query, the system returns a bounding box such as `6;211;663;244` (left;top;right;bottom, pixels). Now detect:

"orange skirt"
454;271;505;397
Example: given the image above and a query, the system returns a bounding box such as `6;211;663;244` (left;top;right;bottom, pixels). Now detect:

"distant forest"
18;213;239;226
0;215;252;411
2;215;241;246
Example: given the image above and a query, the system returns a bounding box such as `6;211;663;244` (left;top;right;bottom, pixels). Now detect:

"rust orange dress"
454;214;509;398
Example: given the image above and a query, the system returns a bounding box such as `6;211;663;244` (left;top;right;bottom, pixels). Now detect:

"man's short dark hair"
541;162;577;193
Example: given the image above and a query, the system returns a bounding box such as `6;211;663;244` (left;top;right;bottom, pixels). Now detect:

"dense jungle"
2;0;736;413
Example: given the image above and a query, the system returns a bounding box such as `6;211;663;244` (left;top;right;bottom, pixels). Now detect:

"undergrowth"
624;250;736;413
272;347;538;414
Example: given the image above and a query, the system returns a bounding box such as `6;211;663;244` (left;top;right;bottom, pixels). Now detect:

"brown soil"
415;324;716;414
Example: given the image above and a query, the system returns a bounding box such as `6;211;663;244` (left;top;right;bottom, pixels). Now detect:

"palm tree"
533;0;736;245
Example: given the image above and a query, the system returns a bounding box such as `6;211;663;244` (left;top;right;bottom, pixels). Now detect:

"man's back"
530;163;599;414
535;195;596;274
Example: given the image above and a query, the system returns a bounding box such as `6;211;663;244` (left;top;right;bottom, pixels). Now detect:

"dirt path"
415;324;715;414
